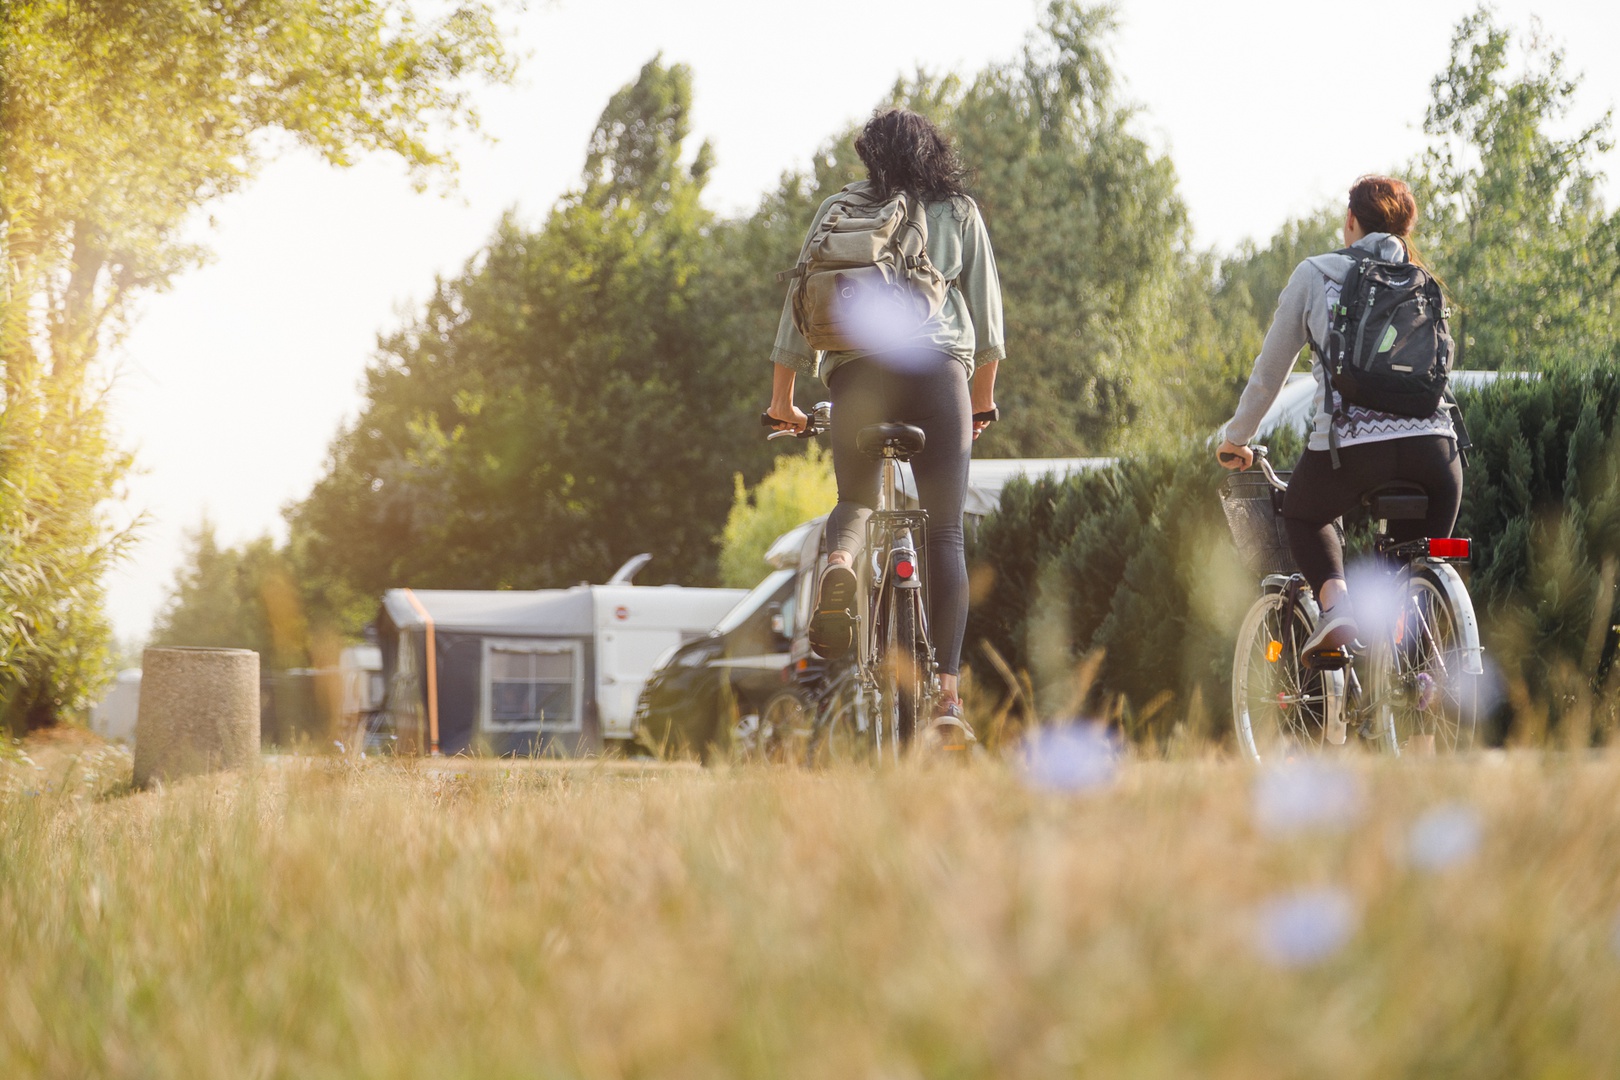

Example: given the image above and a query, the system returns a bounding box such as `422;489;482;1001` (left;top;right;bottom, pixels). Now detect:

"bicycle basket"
1220;469;1298;577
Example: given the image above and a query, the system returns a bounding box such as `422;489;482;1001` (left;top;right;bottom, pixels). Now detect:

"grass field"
3;735;1620;1079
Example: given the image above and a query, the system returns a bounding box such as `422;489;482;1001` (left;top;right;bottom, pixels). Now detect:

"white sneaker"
1301;607;1358;662
921;701;976;753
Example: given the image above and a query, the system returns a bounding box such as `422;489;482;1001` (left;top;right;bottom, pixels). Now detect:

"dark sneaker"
922;698;976;753
1302;607;1358;666
808;564;858;660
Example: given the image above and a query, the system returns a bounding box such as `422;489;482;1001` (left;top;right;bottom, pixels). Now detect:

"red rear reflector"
895;559;915;580
1428;537;1471;559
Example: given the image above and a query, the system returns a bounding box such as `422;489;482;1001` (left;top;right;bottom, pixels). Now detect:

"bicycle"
1221;445;1484;761
764;401;994;763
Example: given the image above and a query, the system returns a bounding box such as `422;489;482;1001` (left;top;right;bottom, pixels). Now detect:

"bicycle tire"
753;688;813;763
885;583;928;748
1232;588;1346;762
805;665;872;766
1372;567;1481;754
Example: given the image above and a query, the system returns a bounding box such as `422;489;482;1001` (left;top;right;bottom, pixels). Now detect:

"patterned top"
1223;233;1455;453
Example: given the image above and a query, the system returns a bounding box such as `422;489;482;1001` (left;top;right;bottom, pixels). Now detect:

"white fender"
1416;560;1485;675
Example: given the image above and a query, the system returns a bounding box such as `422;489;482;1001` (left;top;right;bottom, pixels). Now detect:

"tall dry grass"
3;748;1619;1078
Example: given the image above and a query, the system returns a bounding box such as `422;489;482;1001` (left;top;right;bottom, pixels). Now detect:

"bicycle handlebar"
762;402;1000;441
1220;444;1287;491
762;402;831;440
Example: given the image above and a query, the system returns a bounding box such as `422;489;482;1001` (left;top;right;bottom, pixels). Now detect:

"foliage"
929;2;1192;454
149;521;325;673
289;57;779;602
965;447;1240;742
0;0;515;730
717;444;835;589
1455;366;1620;740
1416;8;1620;370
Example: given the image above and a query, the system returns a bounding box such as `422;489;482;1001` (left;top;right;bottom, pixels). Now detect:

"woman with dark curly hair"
766;107;1006;747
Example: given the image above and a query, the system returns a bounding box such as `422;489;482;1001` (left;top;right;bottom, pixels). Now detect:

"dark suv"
631;568;799;757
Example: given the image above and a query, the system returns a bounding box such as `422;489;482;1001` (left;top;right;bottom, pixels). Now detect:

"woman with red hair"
1216;175;1462;662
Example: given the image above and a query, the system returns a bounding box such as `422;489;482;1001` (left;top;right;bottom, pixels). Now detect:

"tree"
0;0;515;730
945;2;1191;453
290;57;780;602
149;521;323;673
1418;8;1619;370
287;6;1202;622
717;445;835;589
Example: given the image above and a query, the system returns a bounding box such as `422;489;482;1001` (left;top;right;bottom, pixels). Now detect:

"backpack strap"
1444;386;1473;468
1317;254;1364;470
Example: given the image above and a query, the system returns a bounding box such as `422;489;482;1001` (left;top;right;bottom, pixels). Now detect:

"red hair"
1348;174;1436;278
1348;174;1417;237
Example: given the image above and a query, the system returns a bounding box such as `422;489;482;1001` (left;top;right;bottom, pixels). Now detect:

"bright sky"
103;0;1620;641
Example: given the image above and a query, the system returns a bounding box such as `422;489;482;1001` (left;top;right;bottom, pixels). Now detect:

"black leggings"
826;352;971;676
1281;435;1463;596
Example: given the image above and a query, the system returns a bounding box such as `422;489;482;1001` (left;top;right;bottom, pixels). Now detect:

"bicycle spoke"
1375;574;1476;754
1234;588;1342;761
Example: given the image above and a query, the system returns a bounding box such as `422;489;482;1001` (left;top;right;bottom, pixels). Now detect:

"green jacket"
770;183;1006;382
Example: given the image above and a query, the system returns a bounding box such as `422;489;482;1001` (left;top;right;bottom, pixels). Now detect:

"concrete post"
133;647;260;787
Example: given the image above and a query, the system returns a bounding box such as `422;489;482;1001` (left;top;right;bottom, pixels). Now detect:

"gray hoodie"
1222;232;1454;452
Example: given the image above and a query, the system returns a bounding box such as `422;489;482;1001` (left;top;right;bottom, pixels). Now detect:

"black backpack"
1317;249;1456;463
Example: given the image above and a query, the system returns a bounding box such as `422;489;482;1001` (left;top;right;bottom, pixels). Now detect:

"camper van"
376;582;743;756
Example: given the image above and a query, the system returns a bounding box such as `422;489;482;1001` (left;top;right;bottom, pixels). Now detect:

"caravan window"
484;641;580;731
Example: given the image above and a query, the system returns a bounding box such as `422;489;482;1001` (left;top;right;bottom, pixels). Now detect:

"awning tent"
381;588;596;638
377;584;741;757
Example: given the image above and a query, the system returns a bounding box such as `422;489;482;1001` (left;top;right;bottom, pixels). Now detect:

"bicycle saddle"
1362;482;1428;521
857;423;926;461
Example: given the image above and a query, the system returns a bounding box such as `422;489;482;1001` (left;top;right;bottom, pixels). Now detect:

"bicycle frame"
769;405;939;762
854;451;936;760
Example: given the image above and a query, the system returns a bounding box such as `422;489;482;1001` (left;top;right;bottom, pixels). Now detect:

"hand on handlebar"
972;404;998;440
1216;440;1254;471
766;403;807;435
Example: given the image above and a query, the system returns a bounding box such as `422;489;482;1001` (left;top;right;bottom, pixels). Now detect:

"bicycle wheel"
1232;588;1345;762
752;688;813;763
805;665;874;766
1373;569;1480;754
877;582;930;753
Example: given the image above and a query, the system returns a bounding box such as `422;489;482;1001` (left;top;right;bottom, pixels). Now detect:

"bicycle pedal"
1303;648;1352;671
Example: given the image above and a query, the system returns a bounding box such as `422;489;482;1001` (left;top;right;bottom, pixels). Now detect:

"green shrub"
966;445;1240;743
717;444;835;589
1456;363;1620;741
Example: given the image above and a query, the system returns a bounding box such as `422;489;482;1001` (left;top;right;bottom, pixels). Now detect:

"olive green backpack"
776;182;949;352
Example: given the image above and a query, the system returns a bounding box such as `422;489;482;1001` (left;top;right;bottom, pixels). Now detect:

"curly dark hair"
854;108;970;203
